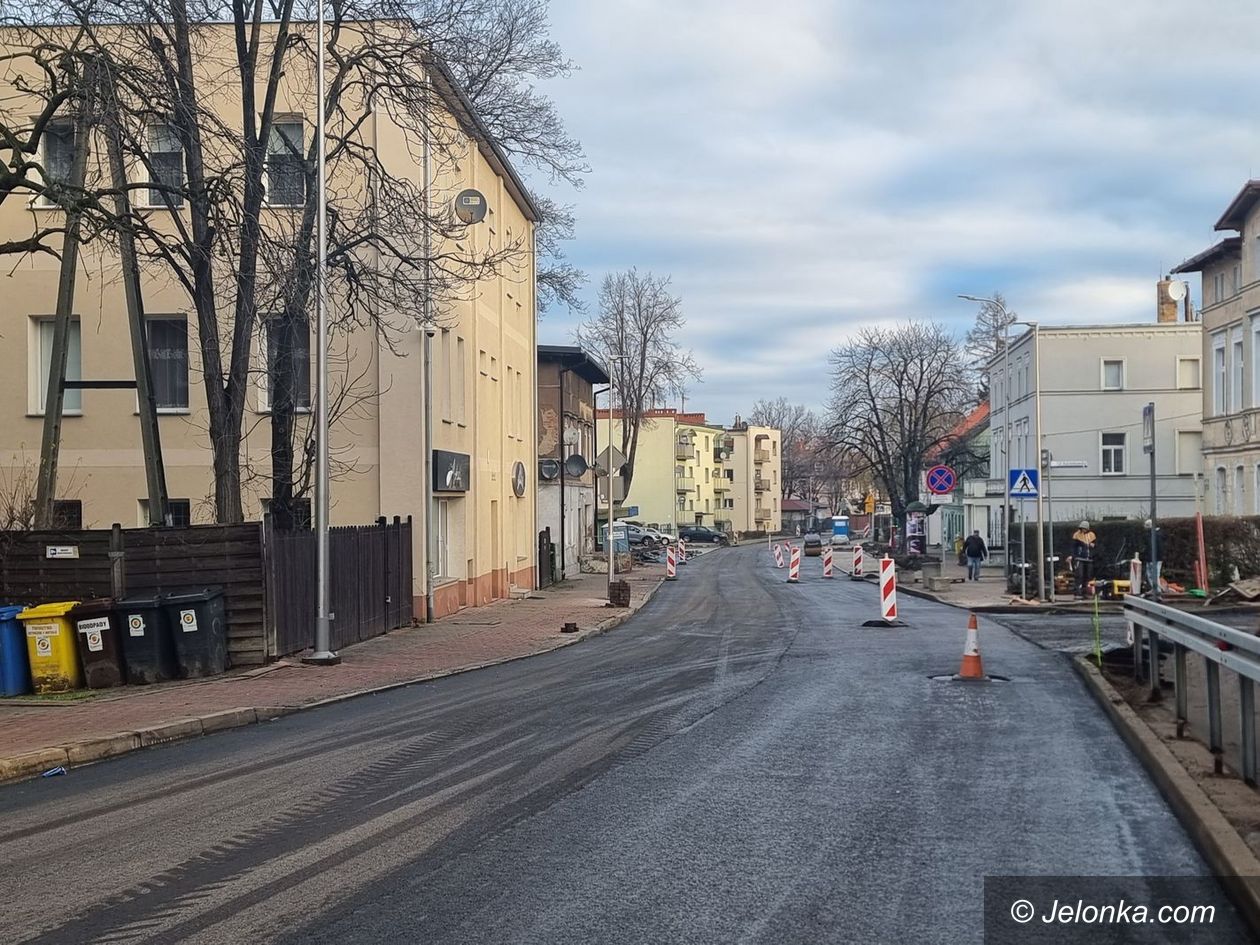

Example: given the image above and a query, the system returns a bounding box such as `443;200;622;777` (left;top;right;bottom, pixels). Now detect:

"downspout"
558;366;569;578
422;86;436;623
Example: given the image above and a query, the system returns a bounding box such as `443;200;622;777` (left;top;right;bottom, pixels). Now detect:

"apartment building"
987;298;1201;527
1171;180;1260;515
721;420;782;534
0;25;538;619
537;346;608;580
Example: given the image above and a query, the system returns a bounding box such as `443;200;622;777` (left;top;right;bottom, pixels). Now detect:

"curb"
1073;656;1260;936
0;577;666;786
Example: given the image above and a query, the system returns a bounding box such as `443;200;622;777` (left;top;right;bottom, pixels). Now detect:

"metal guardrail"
1124;595;1260;785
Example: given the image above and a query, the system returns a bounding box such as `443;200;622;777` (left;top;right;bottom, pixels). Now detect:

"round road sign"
926;464;956;496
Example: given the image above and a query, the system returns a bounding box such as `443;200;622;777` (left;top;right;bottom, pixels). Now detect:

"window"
436;499;450;577
1253;316;1260;407
1215;467;1227;515
1236;465;1247;516
1102;359;1124;391
258;316;311;411
455;337;466;424
145;317;188;410
52;499;82;529
147;124;183;208
139;498;192;526
1212;332;1227;415
1234;264;1241;295
1255;465;1260;516
265;120;305;206
262;497;312;528
1214;272;1227;303
1175;430;1202;476
34;318;81;413
39;119;75;202
1176;357;1201;391
440;329;453;421
1232;327;1245;412
1100;432;1126;475
723;498;734;510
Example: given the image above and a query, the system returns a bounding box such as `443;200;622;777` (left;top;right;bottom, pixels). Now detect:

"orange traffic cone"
956;613;986;680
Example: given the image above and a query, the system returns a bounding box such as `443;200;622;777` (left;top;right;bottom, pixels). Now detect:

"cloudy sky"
533;0;1260;425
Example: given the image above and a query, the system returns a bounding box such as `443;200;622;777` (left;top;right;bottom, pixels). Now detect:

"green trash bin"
162;588;228;678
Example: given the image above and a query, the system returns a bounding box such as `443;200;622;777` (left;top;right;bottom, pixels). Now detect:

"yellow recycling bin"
18;601;82;692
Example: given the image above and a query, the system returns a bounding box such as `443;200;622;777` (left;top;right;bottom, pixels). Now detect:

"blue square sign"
1009;468;1040;499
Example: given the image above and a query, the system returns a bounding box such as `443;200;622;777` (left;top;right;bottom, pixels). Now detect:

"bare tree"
576;269;698;493
963;292;1018;401
746;397;817;499
825;322;969;529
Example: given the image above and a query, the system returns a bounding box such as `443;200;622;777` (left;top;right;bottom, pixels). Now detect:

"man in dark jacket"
963;530;988;581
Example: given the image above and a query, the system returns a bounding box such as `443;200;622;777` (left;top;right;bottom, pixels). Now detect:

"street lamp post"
1007;318;1045;601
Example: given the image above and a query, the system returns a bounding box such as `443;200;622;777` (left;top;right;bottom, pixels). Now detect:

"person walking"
1071;520;1097;599
963;530;988;581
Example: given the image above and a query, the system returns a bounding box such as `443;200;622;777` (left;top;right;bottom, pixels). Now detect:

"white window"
146;124;183;208
436;498;450;577
1215;466;1227;514
1233;264;1241;294
145;316;189;410
1101;359;1125;391
440;329;453;422
33;318;82;414
1175;430;1202;476
1236;465;1247;516
139;498;191;527
1252;316;1260;407
1212;332;1228;415
1176;357;1201;391
265;120;305;206
1100;432;1126;475
1214;272;1227;303
1232;326;1245;412
38;119;75;204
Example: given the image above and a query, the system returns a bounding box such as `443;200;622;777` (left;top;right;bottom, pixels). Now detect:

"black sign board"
433;450;471;492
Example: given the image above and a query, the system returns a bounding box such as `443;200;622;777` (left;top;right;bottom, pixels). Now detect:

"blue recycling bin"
0;604;32;696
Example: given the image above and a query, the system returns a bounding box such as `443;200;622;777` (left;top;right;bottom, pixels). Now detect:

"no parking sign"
926;464;956;496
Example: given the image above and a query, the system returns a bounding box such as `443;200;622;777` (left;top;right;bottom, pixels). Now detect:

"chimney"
1156;276;1179;324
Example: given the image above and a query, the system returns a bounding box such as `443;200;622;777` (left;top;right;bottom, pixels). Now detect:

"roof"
1215;179;1260;232
1170;237;1242;274
781;499;814;513
926;403;990;462
538;345;609;384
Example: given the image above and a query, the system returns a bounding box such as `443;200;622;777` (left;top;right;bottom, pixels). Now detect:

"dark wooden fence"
0;517;413;667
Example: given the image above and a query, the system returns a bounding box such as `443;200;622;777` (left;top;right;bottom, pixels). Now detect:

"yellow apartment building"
0;24;538;620
721;421;782;534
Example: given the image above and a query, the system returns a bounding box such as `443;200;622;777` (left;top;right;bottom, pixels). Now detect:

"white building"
989;304;1203;531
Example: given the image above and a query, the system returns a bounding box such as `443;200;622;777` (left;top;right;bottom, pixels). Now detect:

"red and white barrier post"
787;544;801;583
822;545;833;578
678;538;688;565
773;543;785;568
1128;555;1142;598
850;545;864;580
666;543;677;581
879;555;897;623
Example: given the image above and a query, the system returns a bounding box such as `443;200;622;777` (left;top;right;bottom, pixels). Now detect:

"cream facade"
1172;180;1260;517
0;25;538;620
721;421;782;534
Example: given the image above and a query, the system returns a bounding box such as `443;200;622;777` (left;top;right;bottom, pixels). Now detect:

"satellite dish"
564;454;589;477
539;458;561;481
453;189;487;225
1167;281;1187;302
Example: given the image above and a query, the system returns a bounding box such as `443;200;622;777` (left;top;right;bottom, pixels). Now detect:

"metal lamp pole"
306;0;339;665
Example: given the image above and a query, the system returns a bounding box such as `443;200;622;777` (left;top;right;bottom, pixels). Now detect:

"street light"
602;355;627;601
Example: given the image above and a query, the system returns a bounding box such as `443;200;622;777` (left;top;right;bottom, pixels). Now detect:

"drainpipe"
422;87;436;624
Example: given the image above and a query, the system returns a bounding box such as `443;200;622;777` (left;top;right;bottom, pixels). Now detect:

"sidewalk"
0;564;665;782
888;559;1125;614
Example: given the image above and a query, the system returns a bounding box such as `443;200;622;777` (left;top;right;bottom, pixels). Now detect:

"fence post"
109;523;126;599
1241;676;1256;786
1147;629;1161;701
1173;643;1188;739
1206;660;1224;775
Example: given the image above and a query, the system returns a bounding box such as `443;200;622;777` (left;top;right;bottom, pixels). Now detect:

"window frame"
139;497;192;527
143;315;190;413
35;118;77;207
264;118;306;208
1212;331;1228;416
1100;357;1126;391
145;122;184;209
256;315;312;414
1231;325;1245;414
1252;313;1260;408
30;316;82;416
1175;355;1201;391
1100;431;1127;476
51;499;82;530
1215;466;1228;515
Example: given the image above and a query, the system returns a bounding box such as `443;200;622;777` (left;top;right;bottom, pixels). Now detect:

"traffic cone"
956;613;985;680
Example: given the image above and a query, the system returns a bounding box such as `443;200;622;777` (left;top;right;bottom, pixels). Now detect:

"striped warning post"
666;543;677;580
879;556;897;622
787;544;801;583
851;545;864;580
773;544;785;568
678;538;688;565
822;545;833;578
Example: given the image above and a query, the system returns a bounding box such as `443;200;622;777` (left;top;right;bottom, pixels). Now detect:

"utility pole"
1144;403;1160;600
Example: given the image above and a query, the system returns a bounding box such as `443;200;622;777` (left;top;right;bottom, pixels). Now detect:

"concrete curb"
1073;656;1260;936
0;577;666;785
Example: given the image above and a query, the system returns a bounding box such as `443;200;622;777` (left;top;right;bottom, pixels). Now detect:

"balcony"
675;440;694;460
754;477;770;492
754;449;770;463
714;477;730;492
676;476;696;493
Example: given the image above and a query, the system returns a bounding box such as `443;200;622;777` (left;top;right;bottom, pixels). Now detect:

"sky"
532;0;1260;426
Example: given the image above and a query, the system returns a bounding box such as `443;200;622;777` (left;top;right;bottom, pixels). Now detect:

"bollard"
880;556;897;622
678;538;688;565
822;545;833;578
773;544;785;569
851;545;864;580
1128;555;1142;598
666;543;677;581
787;544;801;583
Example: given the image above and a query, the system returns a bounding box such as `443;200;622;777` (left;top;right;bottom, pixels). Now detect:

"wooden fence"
0;517;412;667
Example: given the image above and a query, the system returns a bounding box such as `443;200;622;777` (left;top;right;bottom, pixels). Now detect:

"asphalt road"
1;544;1252;944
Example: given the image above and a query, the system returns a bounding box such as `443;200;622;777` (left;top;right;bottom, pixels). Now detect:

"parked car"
803;532;823;556
678;526;728;545
641;526;676;545
621;522;656;547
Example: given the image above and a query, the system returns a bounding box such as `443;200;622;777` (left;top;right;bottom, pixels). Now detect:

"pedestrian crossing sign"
1009;468;1040;498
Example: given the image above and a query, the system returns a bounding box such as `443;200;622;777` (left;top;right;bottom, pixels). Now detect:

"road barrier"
822;546;833;578
956;613;985;679
879;556;897;622
773;544;784;568
851;545;864;580
678;538;688;565
665;544;677;581
787;545;801;584
1125;595;1260;784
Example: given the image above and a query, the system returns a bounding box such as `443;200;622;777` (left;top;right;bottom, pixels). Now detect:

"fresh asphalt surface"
1;544;1252;944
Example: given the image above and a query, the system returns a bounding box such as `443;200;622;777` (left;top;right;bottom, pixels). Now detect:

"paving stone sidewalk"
0;565;664;779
